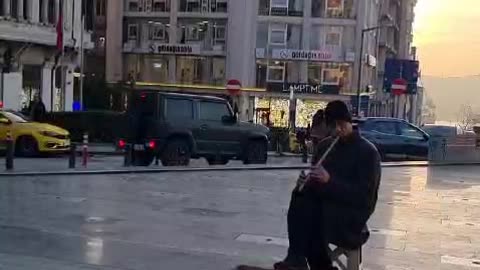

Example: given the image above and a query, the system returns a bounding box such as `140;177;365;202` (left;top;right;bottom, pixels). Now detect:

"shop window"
128;24;139;40
177;57;203;84
267;65;285;83
321;68;341;85
269;24;287;46
212;58;226;84
325;31;342;46
150;23;166;40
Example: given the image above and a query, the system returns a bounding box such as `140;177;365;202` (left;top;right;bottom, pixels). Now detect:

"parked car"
121;91;270;166
0;110;70;156
356;117;430;161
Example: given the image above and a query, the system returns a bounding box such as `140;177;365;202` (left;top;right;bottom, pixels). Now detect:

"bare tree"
456;104;475;132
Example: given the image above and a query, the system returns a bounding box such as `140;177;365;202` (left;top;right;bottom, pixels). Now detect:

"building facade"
0;0;93;112
374;0;419;121
105;0;417;124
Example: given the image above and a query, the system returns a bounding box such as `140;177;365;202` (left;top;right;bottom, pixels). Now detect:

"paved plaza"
0;166;480;269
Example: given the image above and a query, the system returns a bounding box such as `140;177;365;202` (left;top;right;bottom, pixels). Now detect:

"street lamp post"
355;26;384;117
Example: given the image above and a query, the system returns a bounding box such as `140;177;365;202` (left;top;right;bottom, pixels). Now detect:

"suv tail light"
148;140;156;149
118;139;126;149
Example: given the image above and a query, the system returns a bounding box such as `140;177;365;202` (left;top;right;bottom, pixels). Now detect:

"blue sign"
384;59;419;94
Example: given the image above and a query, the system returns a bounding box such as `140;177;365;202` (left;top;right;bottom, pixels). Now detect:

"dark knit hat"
325;100;352;126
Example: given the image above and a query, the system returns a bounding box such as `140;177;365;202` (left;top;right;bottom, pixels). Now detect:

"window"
165;98;193;121
199;102;231;121
150;23;166;40
128;24;139;40
11;0;18;19
153;0;168;12
47;0;55;24
96;0;105;16
128;0;139;11
185;25;200;41
325;31;341;46
23;0;29;20
399;123;425;139
325;0;344;17
38;0;44;22
267;65;285;82
271;0;288;8
214;25;226;43
321;68;341;85
269;24;287;45
371;121;397;135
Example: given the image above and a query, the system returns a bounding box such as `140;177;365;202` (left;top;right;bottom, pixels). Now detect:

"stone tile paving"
0;166;479;269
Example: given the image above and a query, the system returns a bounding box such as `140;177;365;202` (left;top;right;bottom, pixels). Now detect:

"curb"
1;162;479;177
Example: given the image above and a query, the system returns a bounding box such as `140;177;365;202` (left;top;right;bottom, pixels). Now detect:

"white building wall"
0;0;92;111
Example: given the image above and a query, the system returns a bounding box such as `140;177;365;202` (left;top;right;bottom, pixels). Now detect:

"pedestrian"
30;94;46;122
310;109;329;150
273;100;382;270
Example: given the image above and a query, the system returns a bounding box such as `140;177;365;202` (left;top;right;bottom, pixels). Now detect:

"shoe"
273;261;309;270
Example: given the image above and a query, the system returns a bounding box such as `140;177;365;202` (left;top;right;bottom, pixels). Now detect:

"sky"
413;0;480;77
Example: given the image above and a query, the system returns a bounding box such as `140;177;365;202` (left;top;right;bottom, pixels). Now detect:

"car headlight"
40;131;62;138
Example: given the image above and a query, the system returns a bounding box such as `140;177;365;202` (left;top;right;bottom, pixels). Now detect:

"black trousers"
285;188;333;270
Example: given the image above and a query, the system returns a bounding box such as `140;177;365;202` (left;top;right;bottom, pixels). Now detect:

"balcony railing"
125;0;171;13
179;0;228;13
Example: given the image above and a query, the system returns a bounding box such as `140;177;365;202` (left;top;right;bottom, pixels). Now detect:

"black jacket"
309;131;381;248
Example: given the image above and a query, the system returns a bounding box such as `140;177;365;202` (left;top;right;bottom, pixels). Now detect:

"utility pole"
79;0;87;110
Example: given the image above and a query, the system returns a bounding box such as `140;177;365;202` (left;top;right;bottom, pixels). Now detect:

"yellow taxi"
0;111;70;156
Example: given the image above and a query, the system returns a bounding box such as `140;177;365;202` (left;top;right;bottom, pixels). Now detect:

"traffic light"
2;48;12;73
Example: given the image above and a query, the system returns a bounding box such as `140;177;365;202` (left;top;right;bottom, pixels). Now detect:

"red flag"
56;0;63;52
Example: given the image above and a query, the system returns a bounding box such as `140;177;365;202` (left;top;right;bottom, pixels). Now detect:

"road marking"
370;228;407;237
441;256;480;268
235;234;288;247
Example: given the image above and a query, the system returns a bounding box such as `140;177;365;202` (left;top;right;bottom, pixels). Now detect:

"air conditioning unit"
212;44;224;51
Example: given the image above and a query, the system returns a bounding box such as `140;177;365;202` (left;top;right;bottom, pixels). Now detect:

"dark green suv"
124;91;269;166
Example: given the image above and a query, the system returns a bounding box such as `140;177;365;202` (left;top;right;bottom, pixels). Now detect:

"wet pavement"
1;166;480;269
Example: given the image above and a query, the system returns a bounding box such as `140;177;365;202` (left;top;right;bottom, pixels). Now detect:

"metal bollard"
68;143;76;169
5;130;14;171
124;144;132;167
301;142;308;163
82;133;88;167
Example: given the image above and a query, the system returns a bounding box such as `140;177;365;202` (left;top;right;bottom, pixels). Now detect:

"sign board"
272;49;337;62
392;78;407;96
149;44;201;55
384;58;420;94
226;79;242;96
267;83;340;95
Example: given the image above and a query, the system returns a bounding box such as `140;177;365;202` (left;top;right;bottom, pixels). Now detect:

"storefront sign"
267;83;340;95
272;49;337;61
150;44;201;55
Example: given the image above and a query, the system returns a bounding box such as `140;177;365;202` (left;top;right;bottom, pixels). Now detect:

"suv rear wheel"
243;140;267;165
161;139;191;166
